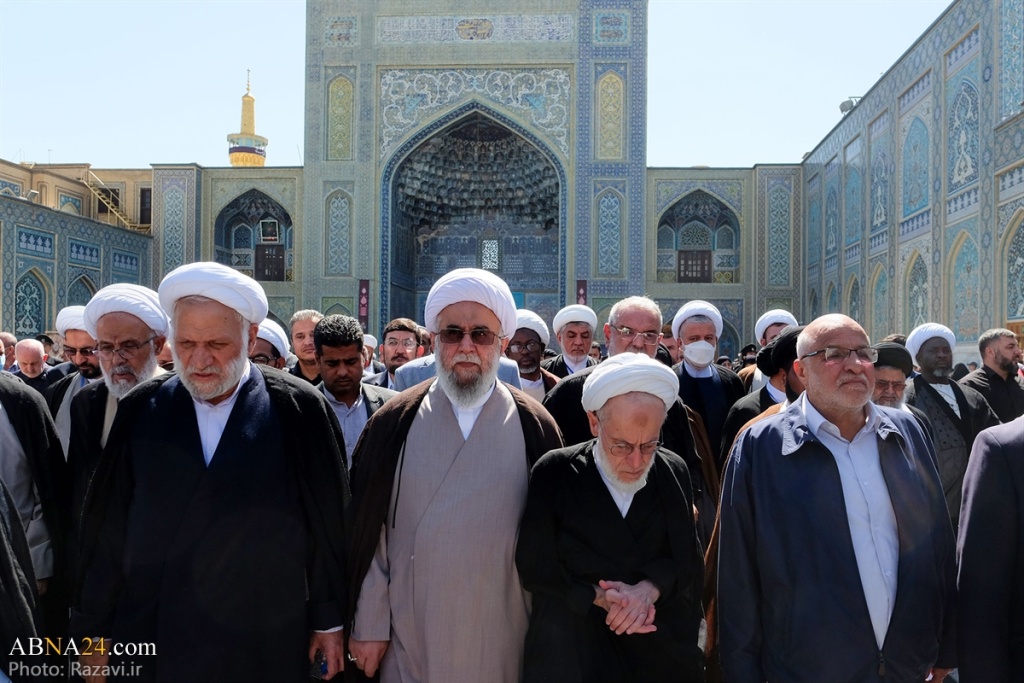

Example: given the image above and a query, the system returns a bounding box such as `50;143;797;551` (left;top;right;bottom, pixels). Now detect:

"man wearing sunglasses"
348;268;562;682
44;306;103;457
719;314;956;682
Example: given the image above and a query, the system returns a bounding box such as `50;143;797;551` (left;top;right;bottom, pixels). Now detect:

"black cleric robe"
673;362;746;473
71;367;350;683
516;442;704;682
541;353;596;379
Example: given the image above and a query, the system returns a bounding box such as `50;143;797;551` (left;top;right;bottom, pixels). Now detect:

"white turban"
257;319;290;359
581;352;679;413
55;306;87;337
755;309;798;345
671;300;723;340
515;309;550;346
159;261;268;324
83;284;169;338
906;323;956;361
552;304;598;335
423;268;517;337
363;334;378;350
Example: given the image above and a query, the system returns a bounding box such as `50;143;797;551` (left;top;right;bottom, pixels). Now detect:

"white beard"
103;352;158;400
173;349;248;402
436;351;499;409
594;438;653;496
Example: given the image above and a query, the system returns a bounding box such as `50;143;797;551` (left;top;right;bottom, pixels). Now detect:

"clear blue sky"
0;0;952;169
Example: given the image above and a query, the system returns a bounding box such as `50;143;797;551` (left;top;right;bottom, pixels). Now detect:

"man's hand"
926;667;952;682
308;630;345;680
36;579;48;596
349;638;389;678
79;639;110;683
598;579;660;635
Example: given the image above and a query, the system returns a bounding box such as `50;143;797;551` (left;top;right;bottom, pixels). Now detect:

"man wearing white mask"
542;304;599;378
671;300;745;473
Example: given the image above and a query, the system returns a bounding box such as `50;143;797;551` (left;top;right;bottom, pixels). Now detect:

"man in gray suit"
314;315;397;471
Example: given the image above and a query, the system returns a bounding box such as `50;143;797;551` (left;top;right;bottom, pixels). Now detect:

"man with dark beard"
903;323;999;531
347;268;562;682
45;306;104;457
72;262;351;682
958;327;1024;422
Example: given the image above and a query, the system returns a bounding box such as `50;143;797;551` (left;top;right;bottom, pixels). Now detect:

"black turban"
770;325;805;372
873;342;913;377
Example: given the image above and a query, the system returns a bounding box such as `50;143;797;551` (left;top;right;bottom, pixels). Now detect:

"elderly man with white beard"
517;353;704;683
72;262;351;683
347;268;562;683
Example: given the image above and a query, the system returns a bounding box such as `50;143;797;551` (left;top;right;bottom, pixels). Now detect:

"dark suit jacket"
517;442;704;682
541;353;595;379
956;415;1024;682
362;370;390;389
719;385;777;461
674;362;746;471
66;381;111;580
718;400;956;681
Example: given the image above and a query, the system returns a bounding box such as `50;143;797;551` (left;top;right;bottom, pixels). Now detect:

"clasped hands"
593;579;660;635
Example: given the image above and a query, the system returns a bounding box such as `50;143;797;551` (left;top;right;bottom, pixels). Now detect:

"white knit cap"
257;319;290;359
55;305;88;337
423;268;517;337
159;261;268;325
363;334;378;350
582;352;679;413
754;309;798;345
671;300;723;340
906;323;956;361
515;309;550;346
83;284;169;338
552;304;598;335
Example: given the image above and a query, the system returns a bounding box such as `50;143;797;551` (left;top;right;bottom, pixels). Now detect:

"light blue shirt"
321;386;367;470
799;393;899;649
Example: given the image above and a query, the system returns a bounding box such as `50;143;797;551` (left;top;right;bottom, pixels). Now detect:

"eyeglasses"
801;346;879;364
874;379;906;392
610;326;661;346
64;346;97;358
249;354;274;365
507;340;542;354
95;336;157;360
384;338;418;350
436;327;500;346
605;439;662;458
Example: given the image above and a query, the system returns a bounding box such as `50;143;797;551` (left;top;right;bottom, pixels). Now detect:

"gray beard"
103;352;158;400
173;350;248;402
594;438;652;496
436;355;500;409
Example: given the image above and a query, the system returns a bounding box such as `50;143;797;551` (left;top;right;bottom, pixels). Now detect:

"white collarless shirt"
191;362;251;466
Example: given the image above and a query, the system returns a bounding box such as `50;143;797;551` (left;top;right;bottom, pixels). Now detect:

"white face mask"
683;340;716;368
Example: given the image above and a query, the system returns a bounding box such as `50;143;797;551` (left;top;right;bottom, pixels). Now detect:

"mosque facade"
0;0;1022;361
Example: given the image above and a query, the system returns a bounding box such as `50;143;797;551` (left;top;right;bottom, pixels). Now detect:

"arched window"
15;272;47;337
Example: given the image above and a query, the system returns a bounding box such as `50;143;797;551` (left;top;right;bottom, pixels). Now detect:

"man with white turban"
251;318;290;370
44;306;103;457
902;322;999;531
542;304;599;378
737;308;799;393
348;268;562;682
517;353;704;682
671;300;745;472
505;309;560;401
73;262;351;681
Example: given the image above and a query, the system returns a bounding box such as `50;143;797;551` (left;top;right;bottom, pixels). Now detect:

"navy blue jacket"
718;399;956;682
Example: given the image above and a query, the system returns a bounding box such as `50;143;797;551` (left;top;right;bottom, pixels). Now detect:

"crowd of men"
1;262;1022;683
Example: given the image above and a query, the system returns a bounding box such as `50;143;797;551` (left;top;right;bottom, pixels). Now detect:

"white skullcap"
257;319;290;359
423;268;517;336
906;323;956;361
671;300;723;340
363;334;378;350
755;309;798;344
83;284;169;339
55;306;88;337
581;352;679;413
159;261;268;324
515;309;550;346
552;304;598;335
